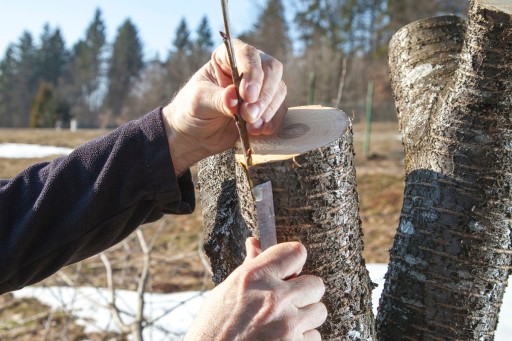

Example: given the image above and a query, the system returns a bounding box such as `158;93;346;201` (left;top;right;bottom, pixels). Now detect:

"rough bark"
198;106;376;340
197;151;254;285
377;0;512;339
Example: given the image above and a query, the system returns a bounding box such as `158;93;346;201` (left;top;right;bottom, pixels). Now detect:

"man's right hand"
162;40;287;175
185;238;327;340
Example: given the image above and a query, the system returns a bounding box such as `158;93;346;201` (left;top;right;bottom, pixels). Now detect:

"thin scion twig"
220;0;253;168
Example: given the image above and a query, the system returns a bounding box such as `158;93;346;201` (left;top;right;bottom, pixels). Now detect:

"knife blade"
252;181;277;251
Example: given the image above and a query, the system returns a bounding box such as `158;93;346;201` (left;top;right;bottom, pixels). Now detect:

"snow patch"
13;286;207;340
0;143;73;158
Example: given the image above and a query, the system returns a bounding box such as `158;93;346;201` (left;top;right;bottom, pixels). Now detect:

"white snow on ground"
13;286;207;340
0;143;73;158
12;265;512;340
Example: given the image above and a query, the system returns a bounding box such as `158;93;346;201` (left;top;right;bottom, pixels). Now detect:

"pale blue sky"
0;0;266;59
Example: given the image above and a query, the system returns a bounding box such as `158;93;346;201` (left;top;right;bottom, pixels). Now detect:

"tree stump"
377;0;512;339
198;106;376;339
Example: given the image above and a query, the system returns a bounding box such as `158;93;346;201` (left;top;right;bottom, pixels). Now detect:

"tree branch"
99;252;131;334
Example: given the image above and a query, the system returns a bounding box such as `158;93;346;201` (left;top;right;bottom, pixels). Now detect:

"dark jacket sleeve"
0;108;195;294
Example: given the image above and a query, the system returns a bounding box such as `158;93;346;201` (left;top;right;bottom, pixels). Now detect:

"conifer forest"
0;0;468;128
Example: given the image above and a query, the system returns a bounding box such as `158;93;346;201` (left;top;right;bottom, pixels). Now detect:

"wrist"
162;105;208;176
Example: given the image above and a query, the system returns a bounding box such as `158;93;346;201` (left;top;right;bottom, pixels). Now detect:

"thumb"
189;79;239;119
244;237;262;263
220;84;239;117
204;80;238;118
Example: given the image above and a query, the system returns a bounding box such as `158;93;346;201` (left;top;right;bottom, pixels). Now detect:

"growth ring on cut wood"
235;105;348;164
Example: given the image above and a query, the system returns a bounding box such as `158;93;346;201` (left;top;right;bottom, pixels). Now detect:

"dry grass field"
0;120;405;339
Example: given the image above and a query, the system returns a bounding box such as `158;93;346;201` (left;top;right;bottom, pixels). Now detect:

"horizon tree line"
0;0;468;128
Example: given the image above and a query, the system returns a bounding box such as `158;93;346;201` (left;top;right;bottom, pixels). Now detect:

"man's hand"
185;238;327;340
162;40;287;175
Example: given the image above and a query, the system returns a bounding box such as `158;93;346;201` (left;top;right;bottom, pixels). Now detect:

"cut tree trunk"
198;106;376;339
377;0;512;339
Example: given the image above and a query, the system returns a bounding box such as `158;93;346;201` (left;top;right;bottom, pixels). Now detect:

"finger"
222;85;239;117
212;40;264;104
246;117;265;135
303;329;322;341
247;89;287;135
193;80;238;119
234;41;265;103
260;81;287;123
250;242;307;280
288;275;325;308
241;56;284;124
246;104;286;136
244;237;262;263
212;49;235;88
298;302;328;334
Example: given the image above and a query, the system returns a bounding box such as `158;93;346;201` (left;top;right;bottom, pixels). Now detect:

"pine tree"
17;32;40;127
106;19;144;123
0;32;39;127
167;18;193;91
190;16;214;71
0;45;18;126
76;8;106;105
173;18;192;52
38;24;69;85
195;16;213;52
64;8;107;126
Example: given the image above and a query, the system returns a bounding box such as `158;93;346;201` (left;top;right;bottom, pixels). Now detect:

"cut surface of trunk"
198;106;376;340
377;0;512;339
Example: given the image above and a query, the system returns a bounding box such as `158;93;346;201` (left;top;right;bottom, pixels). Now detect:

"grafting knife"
220;0;277;251
252;181;277;251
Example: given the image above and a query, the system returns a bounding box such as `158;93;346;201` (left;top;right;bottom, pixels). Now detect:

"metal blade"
252;181;277;251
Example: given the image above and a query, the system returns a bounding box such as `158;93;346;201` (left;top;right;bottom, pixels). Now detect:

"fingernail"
247;103;260;121
229;98;238;107
246;84;259;102
252;118;264;129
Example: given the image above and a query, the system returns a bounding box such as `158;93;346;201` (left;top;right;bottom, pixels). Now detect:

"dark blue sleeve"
0;107;195;294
